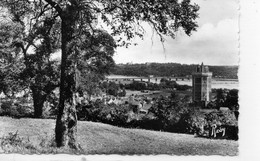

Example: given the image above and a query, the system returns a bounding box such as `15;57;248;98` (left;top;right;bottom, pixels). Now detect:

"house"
219;107;230;111
139;101;153;114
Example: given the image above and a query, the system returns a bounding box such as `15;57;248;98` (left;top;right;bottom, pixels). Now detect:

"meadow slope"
0;117;238;155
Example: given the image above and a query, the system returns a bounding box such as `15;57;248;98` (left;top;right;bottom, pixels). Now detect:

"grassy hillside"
0;117;238;155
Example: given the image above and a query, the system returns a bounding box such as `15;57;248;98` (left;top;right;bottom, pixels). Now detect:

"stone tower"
192;63;212;107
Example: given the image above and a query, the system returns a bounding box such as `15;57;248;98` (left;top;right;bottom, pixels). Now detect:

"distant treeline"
111;63;238;79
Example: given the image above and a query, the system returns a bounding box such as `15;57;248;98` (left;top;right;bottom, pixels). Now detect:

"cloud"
114;0;239;65
165;18;239;65
193;0;239;26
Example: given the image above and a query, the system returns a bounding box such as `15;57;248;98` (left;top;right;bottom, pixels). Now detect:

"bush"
0;131;37;153
147;95;238;140
186;110;208;136
175;84;191;91
126;81;147;91
0;131;84;154
184;109;239;140
77;100;131;127
146;95;196;133
205;110;237;127
0;100;13;111
46;92;59;117
0;100;33;118
128;117;164;131
98;103;130;127
0;101;19;117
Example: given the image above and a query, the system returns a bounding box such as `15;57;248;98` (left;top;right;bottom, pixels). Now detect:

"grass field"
0;116;238;155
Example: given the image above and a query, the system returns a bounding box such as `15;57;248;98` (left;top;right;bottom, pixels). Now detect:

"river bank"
106;75;239;89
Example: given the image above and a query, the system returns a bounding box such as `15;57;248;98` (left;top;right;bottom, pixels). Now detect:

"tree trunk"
55;4;79;149
55;90;78;148
31;87;46;118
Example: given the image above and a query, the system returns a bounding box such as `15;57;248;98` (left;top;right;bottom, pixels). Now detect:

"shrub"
186;110;208;136
128;117;164;131
15;104;33;118
0;101;19;117
98;103;130;126
191;110;239;140
0;131;84;154
175;84;191;91
46;91;59;117
0;131;37;153
148;95;193;131
0;99;33;118
77;100;103;122
0;100;13;111
205;110;237;127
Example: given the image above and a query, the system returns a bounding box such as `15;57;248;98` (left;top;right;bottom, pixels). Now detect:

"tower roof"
195;62;210;73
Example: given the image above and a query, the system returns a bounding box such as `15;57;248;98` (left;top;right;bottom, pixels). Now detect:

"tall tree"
0;1;61;118
41;0;199;148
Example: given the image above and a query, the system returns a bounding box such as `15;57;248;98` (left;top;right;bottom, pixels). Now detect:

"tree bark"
55;3;79;149
31;87;46;118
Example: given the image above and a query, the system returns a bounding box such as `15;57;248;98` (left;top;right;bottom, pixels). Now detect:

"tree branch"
44;0;63;16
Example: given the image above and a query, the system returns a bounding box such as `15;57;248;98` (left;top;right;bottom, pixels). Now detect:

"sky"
113;0;239;65
1;0;239;66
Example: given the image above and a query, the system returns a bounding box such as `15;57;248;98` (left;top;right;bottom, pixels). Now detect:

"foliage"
76;100;103;122
69;29;117;96
210;88;239;111
148;94;194;133
205;110;237;127
0;101;20;117
0;131;83;154
74;92;238;140
203;110;238;140
0;131;37;153
160;78;191;91
123;79;190;91
175;84;191;91
44;90;60;117
128;116;164;131
0;20;26;97
0;98;33;118
98;103;130;126
225;89;239;111
214;89;227;108
0;1;60;117
100;81;126;97
107;82;120;96
77;72;103;100
112;63;238;79
125;81;147;91
77;100;130;127
76;93;198;133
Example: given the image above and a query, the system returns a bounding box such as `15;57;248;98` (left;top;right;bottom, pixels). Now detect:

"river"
107;75;239;89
